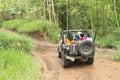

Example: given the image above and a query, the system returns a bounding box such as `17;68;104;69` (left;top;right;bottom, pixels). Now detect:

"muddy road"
1;28;120;80
33;40;120;80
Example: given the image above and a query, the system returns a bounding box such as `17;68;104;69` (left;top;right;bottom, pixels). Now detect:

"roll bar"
60;29;97;43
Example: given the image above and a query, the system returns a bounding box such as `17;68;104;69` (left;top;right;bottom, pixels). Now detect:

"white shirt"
86;37;93;42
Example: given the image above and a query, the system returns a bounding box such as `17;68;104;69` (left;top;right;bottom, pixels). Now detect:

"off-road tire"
58;52;61;58
86;57;94;64
62;58;71;68
78;40;95;56
61;53;71;68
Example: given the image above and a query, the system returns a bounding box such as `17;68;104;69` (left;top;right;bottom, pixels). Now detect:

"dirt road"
1;28;120;80
33;40;120;80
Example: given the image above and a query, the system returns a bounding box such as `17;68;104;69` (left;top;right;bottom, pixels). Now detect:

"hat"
77;32;82;35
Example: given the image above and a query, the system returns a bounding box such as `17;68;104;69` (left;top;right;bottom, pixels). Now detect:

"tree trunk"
51;0;57;24
113;0;120;32
66;0;68;30
26;0;29;19
46;0;51;22
43;0;46;20
88;0;94;31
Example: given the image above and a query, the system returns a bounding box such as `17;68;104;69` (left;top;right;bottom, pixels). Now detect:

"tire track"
33;40;120;80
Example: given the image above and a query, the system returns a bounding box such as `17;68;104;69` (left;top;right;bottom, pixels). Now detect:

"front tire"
58;52;61;58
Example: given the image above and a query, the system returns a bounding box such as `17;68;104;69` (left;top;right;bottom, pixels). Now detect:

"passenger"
75;32;81;41
86;33;93;42
80;33;86;41
66;38;71;45
66;31;73;45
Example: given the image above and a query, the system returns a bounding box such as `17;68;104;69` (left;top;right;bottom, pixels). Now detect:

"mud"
1;28;120;80
33;40;120;80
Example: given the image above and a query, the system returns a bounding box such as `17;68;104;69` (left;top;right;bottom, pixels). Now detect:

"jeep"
57;30;95;68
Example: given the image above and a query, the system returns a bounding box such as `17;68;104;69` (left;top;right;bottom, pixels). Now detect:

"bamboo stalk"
114;0;120;33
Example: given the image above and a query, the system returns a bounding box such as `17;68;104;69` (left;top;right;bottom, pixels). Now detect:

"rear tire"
86;57;94;64
61;53;71;68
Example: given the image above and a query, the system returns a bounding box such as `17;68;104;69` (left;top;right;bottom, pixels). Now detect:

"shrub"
18;20;45;32
113;49;120;61
2;19;28;30
0;30;33;53
0;19;4;27
18;20;61;42
0;31;40;80
0;49;40;80
96;34;120;48
2;19;61;43
45;21;61;42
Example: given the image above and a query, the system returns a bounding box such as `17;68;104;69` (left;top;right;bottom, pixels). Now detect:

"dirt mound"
28;31;47;41
33;40;120;80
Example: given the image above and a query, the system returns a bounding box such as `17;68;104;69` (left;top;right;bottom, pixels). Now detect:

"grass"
18;20;45;32
2;19;61;43
96;33;120;61
96;34;120;49
18;20;61;42
0;19;4;27
0;49;40;80
0;30;33;52
0;31;40;80
2;19;28;30
113;49;120;61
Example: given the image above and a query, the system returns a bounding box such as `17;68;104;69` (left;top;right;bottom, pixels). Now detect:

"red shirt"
80;37;86;41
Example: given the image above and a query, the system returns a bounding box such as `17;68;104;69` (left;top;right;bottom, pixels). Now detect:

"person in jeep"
80;33;86;41
75;32;81;41
66;31;73;45
86;33;93;42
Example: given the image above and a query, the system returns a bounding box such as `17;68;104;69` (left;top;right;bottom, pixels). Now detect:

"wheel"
62;58;71;68
58;52;61;58
86;57;94;64
61;53;71;68
78;40;95;56
57;45;61;58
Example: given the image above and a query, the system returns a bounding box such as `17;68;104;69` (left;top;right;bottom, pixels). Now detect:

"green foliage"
2;19;61;43
18;20;45;32
2;19;28;30
18;20;61;42
96;34;120;48
113;49;120;61
0;30;33;52
0;49;40;80
0;31;40;80
0;20;4;27
45;21;61;42
1;0;119;44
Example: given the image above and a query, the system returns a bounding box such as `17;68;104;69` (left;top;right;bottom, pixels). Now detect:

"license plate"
66;56;75;62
